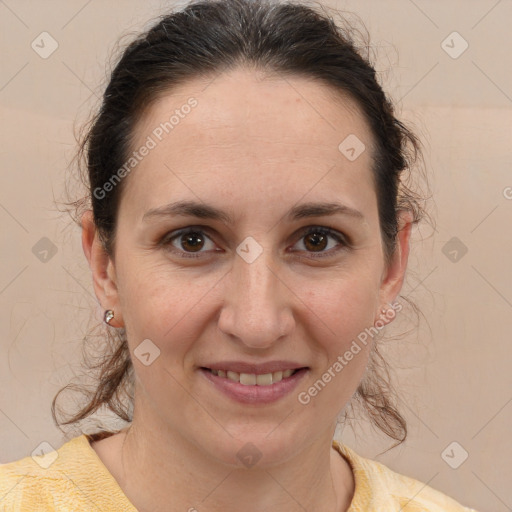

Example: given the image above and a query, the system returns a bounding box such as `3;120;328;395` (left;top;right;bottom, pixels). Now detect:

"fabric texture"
0;433;478;511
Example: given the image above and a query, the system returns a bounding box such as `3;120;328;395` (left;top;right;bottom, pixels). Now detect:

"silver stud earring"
104;309;115;325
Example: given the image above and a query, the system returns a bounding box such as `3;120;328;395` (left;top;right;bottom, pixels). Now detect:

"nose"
217;244;295;350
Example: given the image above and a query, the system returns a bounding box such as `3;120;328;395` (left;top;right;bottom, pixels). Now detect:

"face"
83;68;412;467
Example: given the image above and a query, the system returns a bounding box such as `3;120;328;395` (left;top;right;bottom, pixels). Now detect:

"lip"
200;360;306;374
199;366;309;404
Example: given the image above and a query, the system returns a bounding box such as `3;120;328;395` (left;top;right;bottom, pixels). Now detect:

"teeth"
256;373;272;386
240;373;257;385
209;368;299;385
227;370;239;382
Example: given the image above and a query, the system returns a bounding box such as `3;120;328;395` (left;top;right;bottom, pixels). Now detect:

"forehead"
135;67;372;150
122;68;376;220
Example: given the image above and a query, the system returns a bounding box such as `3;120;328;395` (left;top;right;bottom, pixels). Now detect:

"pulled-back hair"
54;0;432;449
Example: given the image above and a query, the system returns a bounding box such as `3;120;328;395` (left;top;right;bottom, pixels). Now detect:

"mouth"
200;367;305;386
199;366;309;404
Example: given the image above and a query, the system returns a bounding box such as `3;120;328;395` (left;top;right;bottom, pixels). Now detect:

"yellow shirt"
0;434;478;511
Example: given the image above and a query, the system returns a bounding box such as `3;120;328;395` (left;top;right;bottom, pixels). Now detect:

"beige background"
1;1;511;511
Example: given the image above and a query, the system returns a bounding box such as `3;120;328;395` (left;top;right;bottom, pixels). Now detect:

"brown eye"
292;226;348;258
179;231;206;252
162;228;217;259
303;231;328;252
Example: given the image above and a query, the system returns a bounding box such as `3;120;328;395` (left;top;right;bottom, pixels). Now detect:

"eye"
160;225;349;259
290;226;348;258
160;227;218;259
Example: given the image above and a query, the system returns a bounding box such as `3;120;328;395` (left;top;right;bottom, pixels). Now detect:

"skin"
82;67;413;512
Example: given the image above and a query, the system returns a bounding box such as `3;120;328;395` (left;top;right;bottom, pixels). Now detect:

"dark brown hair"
54;0;433;449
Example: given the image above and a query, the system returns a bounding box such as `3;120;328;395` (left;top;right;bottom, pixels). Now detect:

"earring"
104;309;115;325
381;302;394;314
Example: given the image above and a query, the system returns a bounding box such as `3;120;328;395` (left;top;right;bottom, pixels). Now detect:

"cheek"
304;272;379;343
300;274;378;390
117;261;212;352
302;284;376;398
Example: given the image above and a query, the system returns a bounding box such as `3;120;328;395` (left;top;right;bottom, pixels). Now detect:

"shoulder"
0;437;79;512
0;433;136;512
333;441;479;512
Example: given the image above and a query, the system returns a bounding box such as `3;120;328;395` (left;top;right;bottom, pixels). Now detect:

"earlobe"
81;210;124;328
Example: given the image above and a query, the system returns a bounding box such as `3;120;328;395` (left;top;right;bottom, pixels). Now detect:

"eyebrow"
142;200;365;224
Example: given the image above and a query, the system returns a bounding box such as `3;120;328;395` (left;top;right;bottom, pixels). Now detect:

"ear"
375;209;414;325
81;210;124;328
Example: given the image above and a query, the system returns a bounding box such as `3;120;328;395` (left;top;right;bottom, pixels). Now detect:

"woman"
0;0;478;510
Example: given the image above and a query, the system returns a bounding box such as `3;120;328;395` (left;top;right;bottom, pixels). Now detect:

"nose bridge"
218;239;292;348
238;245;276;307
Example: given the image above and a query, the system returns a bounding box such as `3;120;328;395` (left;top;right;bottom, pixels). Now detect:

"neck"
111;405;354;512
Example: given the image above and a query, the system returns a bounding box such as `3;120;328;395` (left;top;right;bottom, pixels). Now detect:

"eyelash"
159;225;349;260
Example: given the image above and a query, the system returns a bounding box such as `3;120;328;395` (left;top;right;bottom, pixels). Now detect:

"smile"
199;367;309;404
204;368;299;386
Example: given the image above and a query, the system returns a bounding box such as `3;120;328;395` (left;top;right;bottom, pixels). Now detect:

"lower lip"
199;367;309;404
